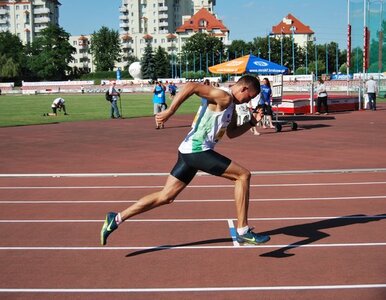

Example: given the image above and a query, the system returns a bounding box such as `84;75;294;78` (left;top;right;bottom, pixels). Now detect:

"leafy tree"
154;46;169;78
0;55;19;79
227;40;253;59
27;24;75;80
90;26;121;71
0;32;25;80
182;33;224;72
141;40;156;80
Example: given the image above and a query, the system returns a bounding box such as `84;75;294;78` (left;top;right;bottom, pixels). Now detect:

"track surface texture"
0;105;385;299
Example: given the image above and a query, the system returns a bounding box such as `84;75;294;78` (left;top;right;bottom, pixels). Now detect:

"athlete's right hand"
156;109;173;124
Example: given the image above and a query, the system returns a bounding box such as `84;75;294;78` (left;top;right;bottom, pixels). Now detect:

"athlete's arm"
156;83;230;124
226;107;264;139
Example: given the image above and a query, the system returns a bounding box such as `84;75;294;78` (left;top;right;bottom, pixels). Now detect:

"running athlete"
101;75;270;246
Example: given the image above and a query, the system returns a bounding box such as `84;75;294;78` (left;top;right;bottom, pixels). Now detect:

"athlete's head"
232;75;260;104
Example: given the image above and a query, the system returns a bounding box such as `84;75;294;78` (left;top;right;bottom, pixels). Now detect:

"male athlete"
101;75;270;246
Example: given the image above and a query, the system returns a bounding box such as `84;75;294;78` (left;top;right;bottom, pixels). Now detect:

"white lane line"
227;219;239;247
0;181;386;189
1;195;386;204
0;284;386;293
1;167;386;178
0;215;384;223
1;243;386;251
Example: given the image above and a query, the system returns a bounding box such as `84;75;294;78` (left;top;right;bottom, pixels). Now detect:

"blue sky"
60;0;352;48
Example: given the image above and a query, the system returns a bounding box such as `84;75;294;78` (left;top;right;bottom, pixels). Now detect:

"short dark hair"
237;75;260;94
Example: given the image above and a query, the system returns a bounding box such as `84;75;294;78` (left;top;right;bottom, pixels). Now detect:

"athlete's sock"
237;225;249;235
115;213;122;225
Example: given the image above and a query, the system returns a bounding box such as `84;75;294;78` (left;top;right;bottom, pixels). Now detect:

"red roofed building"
176;7;230;49
271;14;314;47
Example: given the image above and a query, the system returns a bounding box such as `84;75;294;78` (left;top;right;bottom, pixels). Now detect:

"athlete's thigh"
161;174;187;199
220;160;250;181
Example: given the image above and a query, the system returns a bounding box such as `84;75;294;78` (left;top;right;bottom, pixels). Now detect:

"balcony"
34;8;50;14
0;18;9;24
121;42;131;49
0;8;9;15
119;6;128;13
119;22;129;29
119;14;129;20
159;6;168;12
34;17;51;23
159;21;168;27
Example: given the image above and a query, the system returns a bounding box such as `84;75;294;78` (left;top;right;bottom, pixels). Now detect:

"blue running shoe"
100;212;118;245
236;228;270;245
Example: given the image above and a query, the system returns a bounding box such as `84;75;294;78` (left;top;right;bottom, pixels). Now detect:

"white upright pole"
347;0;350;95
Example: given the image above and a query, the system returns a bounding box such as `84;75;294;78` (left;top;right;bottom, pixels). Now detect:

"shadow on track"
126;238;232;257
259;214;386;258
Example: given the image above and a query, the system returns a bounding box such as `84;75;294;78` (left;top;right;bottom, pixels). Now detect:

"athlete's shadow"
259;214;386;258
126;238;232;257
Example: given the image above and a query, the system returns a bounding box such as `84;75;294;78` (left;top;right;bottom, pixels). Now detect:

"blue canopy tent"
208;54;288;75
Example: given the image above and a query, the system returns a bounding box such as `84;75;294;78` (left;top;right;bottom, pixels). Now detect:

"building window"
73;41;77;46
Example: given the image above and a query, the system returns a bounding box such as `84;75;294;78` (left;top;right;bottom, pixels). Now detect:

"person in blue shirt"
168;82;177;100
259;78;275;129
152;81;167;129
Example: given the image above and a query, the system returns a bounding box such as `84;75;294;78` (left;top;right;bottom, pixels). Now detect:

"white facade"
0;0;60;44
117;0;215;67
68;35;95;73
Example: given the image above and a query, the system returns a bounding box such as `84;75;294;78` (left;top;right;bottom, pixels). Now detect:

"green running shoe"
100;212;118;245
236;228;270;245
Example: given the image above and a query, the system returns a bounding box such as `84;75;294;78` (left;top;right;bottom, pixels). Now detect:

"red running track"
0;104;385;299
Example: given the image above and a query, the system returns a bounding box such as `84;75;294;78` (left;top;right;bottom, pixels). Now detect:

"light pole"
291;26;296;74
314;37;318;79
306;41;308;74
280;28;284;66
326;43;329;75
268;34;271;61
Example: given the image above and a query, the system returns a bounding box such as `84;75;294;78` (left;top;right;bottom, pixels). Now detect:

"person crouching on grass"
100;75;270;246
44;97;68;116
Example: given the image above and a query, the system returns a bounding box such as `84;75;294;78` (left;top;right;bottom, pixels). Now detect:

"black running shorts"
170;150;232;185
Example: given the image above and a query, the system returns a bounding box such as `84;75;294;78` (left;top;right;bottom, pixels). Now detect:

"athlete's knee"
157;189;178;205
239;169;251;181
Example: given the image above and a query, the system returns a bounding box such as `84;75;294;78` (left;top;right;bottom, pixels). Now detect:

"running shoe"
236;228;270;245
100;212;118;245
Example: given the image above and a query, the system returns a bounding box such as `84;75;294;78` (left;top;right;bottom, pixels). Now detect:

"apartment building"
0;0;60;44
117;0;216;68
271;14;315;47
69;0;221;73
68;35;95;73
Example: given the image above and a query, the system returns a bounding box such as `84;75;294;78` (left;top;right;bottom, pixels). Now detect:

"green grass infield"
0;93;202;127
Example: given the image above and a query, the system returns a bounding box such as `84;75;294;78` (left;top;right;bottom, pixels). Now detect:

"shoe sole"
100;216;109;246
236;236;270;245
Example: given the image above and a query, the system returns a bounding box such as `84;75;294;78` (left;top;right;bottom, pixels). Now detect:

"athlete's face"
235;85;259;104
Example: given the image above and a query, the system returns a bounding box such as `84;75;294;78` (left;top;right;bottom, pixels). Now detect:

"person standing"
248;92;261;135
153;81;167;129
108;81;121;119
315;78;328;115
365;76;378;111
168;82;177;100
259;77;275;129
100;75;270;246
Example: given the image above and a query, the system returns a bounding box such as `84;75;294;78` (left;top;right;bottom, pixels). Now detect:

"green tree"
0;55;19;79
141;40;155;80
154;46;169;78
27;24;75;80
227;40;253;59
182;33;224;72
0;31;25;80
90;26;121;71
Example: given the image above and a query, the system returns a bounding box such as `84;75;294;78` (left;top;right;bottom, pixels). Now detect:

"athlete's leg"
220;161;251;229
120;175;186;220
